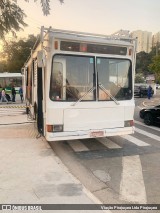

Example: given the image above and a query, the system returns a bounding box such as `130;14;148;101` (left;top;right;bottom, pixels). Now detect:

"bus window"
50;62;63;100
26;65;32;101
50;55;95;101
97;58;132;100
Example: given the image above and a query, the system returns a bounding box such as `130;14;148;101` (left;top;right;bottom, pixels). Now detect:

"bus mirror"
37;50;46;68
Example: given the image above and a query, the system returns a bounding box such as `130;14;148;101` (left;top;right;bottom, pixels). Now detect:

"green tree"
1;34;37;72
135;73;145;83
0;0;64;39
0;0;27;39
0;60;7;72
27;0;64;15
136;51;152;75
148;55;160;83
135;44;160;78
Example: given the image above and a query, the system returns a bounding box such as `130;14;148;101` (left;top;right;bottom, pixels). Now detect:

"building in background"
152;32;160;47
131;30;152;53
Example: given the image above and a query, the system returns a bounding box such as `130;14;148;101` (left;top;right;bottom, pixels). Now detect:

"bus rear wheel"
26;104;29;114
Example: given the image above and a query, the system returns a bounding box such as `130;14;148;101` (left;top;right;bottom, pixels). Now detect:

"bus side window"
50;62;63;100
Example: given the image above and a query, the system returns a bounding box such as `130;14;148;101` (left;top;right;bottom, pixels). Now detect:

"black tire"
144;113;153;126
26;104;29;114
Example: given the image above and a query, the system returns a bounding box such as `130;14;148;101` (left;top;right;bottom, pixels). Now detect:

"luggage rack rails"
41;27;136;43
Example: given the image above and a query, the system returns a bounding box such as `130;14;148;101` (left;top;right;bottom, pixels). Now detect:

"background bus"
0;72;23;94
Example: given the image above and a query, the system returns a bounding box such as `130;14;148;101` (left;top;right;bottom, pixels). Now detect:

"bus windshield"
50;54;132;101
97;57;132;101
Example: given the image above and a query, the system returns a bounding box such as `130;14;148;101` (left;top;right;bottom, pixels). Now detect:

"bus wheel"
26;104;29;114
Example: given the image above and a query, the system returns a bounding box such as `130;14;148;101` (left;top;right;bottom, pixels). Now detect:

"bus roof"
43;27;135;44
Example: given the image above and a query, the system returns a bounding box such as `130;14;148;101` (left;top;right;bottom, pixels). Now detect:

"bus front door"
37;67;44;135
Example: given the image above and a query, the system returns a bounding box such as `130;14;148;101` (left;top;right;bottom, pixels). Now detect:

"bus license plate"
90;131;104;137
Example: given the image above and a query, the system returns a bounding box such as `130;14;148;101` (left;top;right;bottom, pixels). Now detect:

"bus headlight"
47;125;63;132
124;120;134;127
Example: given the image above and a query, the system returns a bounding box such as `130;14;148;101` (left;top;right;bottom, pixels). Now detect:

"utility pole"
156;42;159;56
156;42;158;56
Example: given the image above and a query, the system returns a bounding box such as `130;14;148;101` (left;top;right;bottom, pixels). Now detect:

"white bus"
0;72;23;94
23;27;137;141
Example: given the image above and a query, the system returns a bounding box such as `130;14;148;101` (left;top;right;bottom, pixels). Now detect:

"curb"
0;105;27;108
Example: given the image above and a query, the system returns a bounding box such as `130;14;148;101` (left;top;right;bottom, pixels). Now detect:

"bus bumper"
46;126;135;142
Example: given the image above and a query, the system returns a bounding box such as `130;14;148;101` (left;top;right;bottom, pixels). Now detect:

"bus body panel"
46;127;134;142
45;100;135;141
63;107;124;131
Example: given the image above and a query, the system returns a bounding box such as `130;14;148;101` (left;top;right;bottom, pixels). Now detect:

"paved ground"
142;89;160;107
0;112;107;213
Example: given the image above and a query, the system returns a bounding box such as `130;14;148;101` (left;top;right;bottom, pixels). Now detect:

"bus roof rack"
111;29;130;37
41;26;135;43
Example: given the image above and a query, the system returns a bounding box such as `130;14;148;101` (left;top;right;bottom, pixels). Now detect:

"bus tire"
26;104;29;114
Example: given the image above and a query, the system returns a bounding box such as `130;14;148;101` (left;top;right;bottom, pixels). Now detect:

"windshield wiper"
99;83;120;105
71;86;95;106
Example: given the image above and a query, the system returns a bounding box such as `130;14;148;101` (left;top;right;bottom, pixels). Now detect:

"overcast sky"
13;0;160;38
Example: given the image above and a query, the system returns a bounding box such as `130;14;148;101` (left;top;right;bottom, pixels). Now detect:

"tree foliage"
24;0;64;15
148;55;160;82
0;0;64;39
135;43;160;83
135;73;145;83
0;0;27;39
136;51;152;75
0;34;37;72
